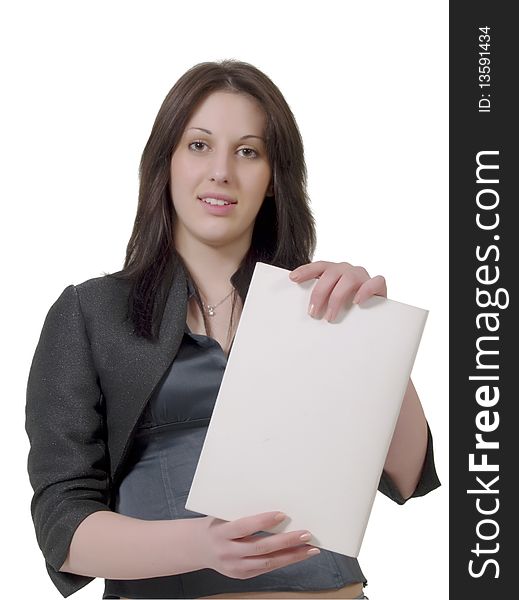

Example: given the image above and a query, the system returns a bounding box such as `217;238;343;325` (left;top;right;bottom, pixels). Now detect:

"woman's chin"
194;230;244;249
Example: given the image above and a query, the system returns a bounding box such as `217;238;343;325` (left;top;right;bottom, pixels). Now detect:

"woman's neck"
175;235;250;303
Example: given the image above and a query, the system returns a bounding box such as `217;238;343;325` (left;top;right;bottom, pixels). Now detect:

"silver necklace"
201;288;234;317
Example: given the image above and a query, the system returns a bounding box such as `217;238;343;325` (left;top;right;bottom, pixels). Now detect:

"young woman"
25;60;440;599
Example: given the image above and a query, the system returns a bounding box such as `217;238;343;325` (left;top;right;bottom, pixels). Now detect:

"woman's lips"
198;196;237;215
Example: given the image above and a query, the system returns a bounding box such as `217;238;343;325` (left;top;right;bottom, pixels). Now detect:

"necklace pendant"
207;305;216;317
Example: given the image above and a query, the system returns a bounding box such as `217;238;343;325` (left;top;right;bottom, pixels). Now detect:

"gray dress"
102;283;439;599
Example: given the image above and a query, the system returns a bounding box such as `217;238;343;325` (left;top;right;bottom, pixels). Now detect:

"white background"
2;1;448;599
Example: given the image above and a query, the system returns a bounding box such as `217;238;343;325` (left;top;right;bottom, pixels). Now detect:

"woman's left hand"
289;260;387;323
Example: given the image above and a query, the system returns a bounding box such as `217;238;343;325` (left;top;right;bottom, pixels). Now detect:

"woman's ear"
266;182;274;197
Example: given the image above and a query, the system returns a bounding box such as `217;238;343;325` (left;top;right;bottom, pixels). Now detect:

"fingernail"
289;272;299;280
300;532;312;542
325;309;334;322
352;296;359;305
274;512;287;522
308;304;316;317
307;548;320;556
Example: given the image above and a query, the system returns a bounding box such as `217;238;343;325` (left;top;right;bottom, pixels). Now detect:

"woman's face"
170;90;272;252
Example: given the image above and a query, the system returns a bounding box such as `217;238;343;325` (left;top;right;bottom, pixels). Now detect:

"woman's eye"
238;147;258;159
189;141;207;152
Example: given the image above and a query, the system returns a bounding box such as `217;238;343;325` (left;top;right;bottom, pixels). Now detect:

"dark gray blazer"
25;262;191;598
25;262;440;598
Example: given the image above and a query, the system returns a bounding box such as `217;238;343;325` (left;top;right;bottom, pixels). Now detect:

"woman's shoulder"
70;271;133;324
74;270;131;299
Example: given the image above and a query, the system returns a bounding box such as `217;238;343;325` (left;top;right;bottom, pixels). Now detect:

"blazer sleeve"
377;420;441;505
25;284;112;598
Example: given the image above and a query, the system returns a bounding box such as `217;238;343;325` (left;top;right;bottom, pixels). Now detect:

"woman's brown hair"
109;59;316;342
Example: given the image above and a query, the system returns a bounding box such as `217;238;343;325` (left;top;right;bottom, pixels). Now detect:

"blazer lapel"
100;261;190;488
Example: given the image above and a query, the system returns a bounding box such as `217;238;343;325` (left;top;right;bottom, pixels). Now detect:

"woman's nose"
208;150;233;184
210;172;228;184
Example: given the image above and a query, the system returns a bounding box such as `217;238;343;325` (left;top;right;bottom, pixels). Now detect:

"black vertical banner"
451;1;516;597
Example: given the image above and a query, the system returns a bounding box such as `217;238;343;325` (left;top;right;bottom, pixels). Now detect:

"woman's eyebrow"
187;127;265;142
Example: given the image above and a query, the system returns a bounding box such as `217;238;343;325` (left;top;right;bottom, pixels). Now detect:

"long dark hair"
109;59;316;342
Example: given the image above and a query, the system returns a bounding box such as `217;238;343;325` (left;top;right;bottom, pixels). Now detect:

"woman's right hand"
195;511;320;580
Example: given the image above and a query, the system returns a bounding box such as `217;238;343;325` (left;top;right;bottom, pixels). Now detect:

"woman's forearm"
59;510;207;579
383;378;429;499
